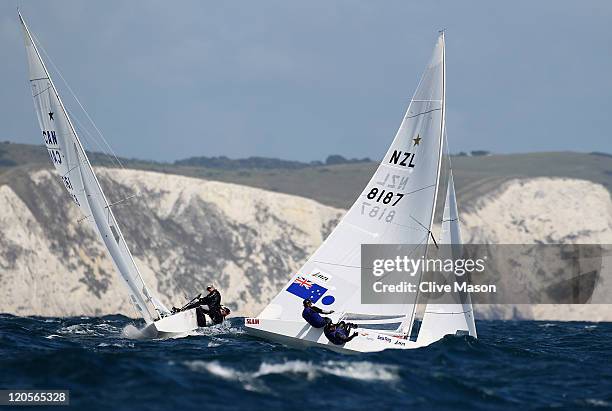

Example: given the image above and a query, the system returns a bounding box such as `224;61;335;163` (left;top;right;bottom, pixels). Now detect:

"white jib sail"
255;33;448;336
416;171;477;345
19;12;168;323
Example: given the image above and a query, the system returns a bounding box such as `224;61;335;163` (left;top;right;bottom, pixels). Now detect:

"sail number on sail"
61;176;73;190
389;150;416;168
43;129;62;165
42;130;58;146
361;203;395;222
47;148;61;165
366;187;404;206
361;188;403;222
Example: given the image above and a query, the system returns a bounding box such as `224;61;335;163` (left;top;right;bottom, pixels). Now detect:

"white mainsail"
19;12;169;324
245;33;475;351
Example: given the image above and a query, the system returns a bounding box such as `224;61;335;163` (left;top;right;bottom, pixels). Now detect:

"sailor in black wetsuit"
199;285;223;325
174;285;226;326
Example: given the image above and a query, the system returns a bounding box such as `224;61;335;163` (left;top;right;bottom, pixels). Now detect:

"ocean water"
0;314;610;411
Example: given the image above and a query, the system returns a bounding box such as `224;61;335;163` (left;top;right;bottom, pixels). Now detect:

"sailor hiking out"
173;285;230;326
324;321;359;345
302;299;333;328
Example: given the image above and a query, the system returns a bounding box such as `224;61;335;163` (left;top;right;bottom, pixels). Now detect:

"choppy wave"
184;359;398;392
58;322;121;336
0;315;610;411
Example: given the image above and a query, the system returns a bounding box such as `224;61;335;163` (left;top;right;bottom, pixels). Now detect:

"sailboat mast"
19;11;163;322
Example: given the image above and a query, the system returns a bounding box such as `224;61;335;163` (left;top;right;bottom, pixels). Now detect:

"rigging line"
70;114;141;202
404;183;436;196
68;107;123;169
30;31;127;170
409;215;431;233
63;98;123;170
409;215;439;248
105;193;139;209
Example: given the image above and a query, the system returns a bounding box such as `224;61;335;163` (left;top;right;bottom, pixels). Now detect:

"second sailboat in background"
19;11;228;338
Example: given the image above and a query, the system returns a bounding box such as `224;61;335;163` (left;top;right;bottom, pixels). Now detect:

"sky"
1;1;611;162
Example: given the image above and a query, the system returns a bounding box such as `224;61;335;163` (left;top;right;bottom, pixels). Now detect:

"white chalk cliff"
0;170;610;321
460;177;612;321
0;167;342;318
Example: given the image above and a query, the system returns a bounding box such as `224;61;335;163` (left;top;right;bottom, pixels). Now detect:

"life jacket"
302;307;328;328
323;326;347;345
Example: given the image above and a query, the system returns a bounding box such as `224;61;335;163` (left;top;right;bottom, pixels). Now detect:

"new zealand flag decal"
286;276;328;303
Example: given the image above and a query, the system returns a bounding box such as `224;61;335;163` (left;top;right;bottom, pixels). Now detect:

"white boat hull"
244;318;433;353
140;308;202;338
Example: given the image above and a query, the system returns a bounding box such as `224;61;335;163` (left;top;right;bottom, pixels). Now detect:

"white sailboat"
19;11;203;338
245;32;477;352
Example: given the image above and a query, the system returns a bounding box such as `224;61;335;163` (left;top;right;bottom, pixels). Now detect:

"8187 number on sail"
365;188;404;206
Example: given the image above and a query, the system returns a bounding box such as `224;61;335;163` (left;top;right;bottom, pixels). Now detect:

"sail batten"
19;12;167;323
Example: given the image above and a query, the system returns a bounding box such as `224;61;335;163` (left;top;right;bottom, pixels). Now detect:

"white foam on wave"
121;324;149;340
185;361;264;392
97;342;135;348
183;359;399;392
58;324;91;335
58;322;122;337
317;361;398;381
120;321;242;341
194;321;245;337
585;398;610;407
44;334;62;339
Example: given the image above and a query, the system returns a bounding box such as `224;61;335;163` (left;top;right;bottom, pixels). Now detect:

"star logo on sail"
412;134;421;146
48;111;54;121
286;276;328;303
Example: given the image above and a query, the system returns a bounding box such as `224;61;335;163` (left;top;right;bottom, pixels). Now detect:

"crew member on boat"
174;285;228;326
302;299;333;328
323;321;358;345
